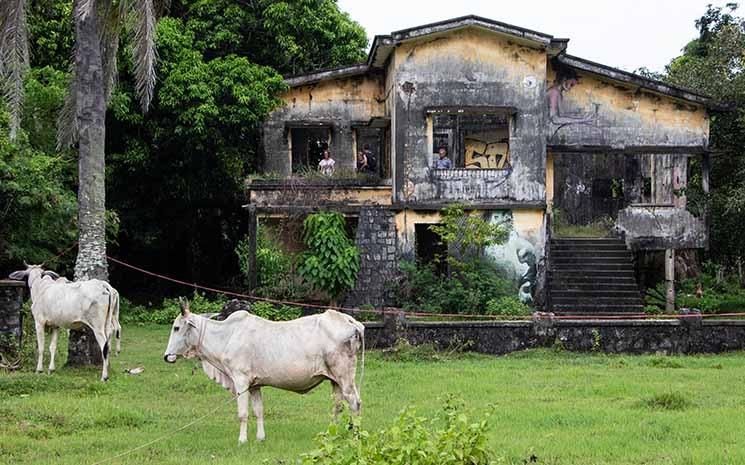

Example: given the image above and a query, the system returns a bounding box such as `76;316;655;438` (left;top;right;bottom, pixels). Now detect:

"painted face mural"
485;211;539;305
547;62;599;142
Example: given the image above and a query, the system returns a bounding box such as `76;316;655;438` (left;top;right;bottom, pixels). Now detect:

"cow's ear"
42;271;60;280
186;318;198;329
179;297;190;316
8;270;27;281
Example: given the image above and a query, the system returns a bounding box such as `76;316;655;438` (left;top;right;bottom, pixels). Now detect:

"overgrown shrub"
299;397;496;465
298;212;360;301
485;296;531;316
644;267;745;314
235;225;309;300
395;258;518;315
120;292;226;325
249;301;302;321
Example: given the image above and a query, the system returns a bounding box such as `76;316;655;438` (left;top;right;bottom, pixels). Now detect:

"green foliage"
429;204;508;258
120;292;227;325
644;266;745;314
641;392;693;411
249;301;302;321
299;398;496;465
484;296;531;316
298;212;360;300
395;258;518;315
664;4;745;265
235;226;293;289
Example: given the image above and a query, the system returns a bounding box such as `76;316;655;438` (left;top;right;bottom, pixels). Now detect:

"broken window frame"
426;107;515;171
287;122;333;173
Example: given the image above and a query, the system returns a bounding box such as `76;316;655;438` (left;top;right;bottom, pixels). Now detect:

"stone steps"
548;237;645;314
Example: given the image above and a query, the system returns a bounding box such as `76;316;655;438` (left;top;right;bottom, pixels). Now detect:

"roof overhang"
557;54;721;109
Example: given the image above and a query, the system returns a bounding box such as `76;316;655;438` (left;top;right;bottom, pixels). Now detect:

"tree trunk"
68;6;108;367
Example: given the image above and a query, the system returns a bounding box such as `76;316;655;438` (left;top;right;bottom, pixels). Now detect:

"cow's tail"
112;287;121;354
102;284;116;358
351;319;365;396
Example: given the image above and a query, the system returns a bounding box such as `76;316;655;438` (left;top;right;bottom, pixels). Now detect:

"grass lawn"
2;324;745;464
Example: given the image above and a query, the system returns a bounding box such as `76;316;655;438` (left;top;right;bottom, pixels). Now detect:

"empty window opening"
291;127;330;173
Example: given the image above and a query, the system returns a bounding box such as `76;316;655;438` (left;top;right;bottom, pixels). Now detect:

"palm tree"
0;0;164;365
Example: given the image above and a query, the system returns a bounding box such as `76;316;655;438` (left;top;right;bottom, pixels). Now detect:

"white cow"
9;264;121;381
163;298;364;443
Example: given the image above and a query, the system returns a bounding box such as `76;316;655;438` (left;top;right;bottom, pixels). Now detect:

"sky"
337;0;734;73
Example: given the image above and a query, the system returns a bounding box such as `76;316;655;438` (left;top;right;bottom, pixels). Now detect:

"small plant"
641;392;692;411
485;296;531;316
299;397;497;465
298;212;360;302
591;329;602;352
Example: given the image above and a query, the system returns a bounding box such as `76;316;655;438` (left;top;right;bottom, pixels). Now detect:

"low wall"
0;280;25;355
363;314;745;355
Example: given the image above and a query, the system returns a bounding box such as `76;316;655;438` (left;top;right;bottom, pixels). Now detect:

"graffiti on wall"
485;211;538;305
547;63;600;142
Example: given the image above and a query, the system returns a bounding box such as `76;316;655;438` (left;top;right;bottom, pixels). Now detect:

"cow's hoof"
35;369;43;374
238;438;247;445
101;376;109;382
256;435;266;442
47;369;55;374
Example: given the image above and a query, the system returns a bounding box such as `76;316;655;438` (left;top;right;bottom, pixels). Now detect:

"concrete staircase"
548;238;645;314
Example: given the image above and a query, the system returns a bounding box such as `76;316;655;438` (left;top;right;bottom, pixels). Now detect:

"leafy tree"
664;3;745;268
298;212;360;302
0;0;165;366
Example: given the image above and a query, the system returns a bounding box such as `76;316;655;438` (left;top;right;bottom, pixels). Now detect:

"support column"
665;248;675;313
702;152;711;250
247;205;258;291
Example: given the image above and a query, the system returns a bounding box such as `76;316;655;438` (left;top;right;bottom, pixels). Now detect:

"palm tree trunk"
68;5;108;367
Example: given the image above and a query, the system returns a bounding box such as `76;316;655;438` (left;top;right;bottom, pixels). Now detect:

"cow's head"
163;297;200;363
8;264;57;285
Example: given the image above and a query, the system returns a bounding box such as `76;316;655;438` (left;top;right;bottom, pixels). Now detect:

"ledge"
0;280;25;288
247;178;392;190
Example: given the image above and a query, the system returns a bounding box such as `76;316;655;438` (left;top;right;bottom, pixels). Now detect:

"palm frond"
122;0;157;112
0;0;30;140
75;0;96;22
100;0;120;104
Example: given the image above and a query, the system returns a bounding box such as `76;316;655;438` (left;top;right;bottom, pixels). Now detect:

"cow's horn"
179;297;190;315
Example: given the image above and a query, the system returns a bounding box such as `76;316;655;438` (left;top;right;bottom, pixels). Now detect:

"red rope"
41;241;79;267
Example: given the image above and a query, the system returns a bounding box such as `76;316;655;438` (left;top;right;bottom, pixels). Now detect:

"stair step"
551;264;635;272
551;243;629;252
551;238;625;245
550;289;643;298
552;258;634;266
552;251;632;258
552;296;643;305
550;283;641;291
552;304;645;313
550;272;636;281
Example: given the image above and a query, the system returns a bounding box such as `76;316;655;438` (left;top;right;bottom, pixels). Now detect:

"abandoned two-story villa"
247;15;720;313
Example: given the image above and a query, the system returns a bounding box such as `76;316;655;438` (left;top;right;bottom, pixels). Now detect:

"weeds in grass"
641;392;693;411
380;337;476;362
646;357;684;369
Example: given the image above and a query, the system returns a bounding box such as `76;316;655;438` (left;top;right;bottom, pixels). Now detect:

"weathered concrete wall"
249;181;392;211
0;280;25;355
365;316;745;355
345;207;399;307
263;74;386;176
393;28;548;205
547;61;710;148
616;205;707;250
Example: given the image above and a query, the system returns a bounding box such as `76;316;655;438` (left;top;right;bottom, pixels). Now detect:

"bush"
249;301;302;321
485;296;531;316
120;292;226;325
395;258;518;315
299;397;496;465
298;212;360;300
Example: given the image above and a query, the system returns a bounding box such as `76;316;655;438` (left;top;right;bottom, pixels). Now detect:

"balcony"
615;204;707;250
247;176;392;213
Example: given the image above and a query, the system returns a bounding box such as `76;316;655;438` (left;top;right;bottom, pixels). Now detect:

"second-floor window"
430;111;511;170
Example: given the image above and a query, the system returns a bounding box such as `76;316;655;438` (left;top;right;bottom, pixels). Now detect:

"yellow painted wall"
546;151;554;207
280;75;385;118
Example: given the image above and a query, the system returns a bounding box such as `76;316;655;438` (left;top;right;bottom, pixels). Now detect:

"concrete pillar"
247;205;258;291
0;280;25;355
702;152;711;250
665;248;675;313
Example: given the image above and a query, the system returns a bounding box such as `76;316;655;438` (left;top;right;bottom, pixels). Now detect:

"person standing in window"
356;150;369;173
435;146;452;169
318;149;335;176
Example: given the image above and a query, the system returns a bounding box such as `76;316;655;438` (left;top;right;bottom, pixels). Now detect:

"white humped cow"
9;264;121;381
163;298;364;443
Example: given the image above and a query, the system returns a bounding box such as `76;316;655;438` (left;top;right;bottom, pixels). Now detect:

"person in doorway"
356;150;369;173
435;146;452;169
363;144;377;173
318;149;335;176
